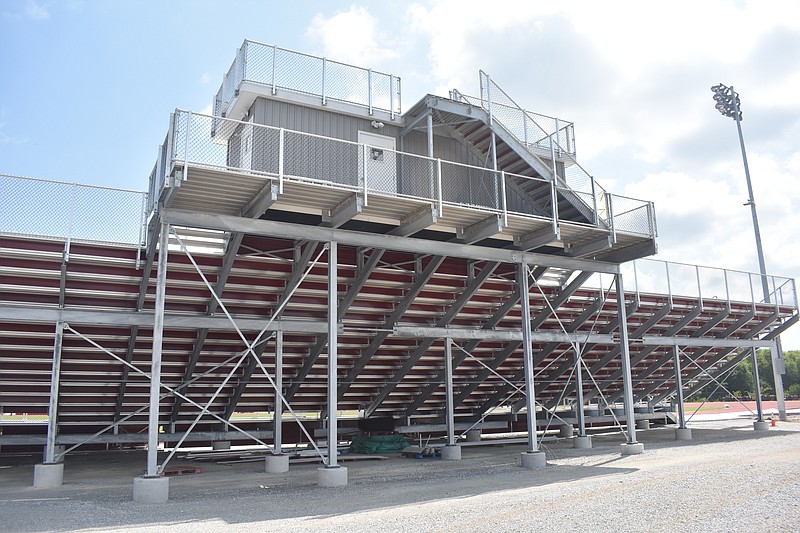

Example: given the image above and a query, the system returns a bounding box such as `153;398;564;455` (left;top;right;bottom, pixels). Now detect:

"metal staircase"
448;71;605;228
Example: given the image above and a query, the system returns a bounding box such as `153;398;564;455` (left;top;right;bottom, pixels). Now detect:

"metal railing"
616;259;798;309
452;72;618;230
157;110;655;240
213;40;401;120
0;174;147;247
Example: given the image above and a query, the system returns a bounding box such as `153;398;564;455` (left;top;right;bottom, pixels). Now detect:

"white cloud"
25;0;49;20
305;5;398;66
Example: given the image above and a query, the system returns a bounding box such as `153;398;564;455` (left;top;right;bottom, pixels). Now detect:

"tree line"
696;349;800;401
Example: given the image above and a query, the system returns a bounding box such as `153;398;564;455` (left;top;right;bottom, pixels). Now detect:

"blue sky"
2;0;799;347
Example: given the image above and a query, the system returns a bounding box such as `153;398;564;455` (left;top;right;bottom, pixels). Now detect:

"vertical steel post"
273;331;283;455
367;68;373;115
616;273;638;444
321;57;327;106
44;321;65;464
673;345;687;429
751;347;764;422
427;113;435;199
574;343;586;437
444;337;455;446
326;241;338;468
278;128;285;194
519;263;539;453
271;44;277;94
147;222;170;477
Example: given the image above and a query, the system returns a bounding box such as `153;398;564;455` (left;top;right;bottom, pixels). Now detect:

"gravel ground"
1;418;799;532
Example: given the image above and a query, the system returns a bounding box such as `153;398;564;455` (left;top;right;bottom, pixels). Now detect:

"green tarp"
349;434;409;454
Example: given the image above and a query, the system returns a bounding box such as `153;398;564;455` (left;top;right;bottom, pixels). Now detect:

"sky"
1;0;799;348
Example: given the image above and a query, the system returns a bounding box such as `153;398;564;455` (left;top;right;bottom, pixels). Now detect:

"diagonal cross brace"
363;261;501;417
334;255;446;405
283;248;385;403
402;266;548;417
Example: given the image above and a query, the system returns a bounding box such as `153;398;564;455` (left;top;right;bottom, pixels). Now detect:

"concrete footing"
212;440;231;450
675;427;693;440
265;454;290;473
133;476;169;503
636;419;650;430
559;424;574;438
753;421;770;431
573;435;592;449
620;442;645;455
317;466;348;487
466;429;481;442
520;451;547;469
33;463;64;488
441;444;462;460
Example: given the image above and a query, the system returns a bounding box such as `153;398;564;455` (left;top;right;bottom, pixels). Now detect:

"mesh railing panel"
504;173;552;217
214;40;400;117
326;59;370;107
440;161;501;211
609;196;653;236
629;258;796;308
396;152;437;200
283;130;360;188
0;174;146;246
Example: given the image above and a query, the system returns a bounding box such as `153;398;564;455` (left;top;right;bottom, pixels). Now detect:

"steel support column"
44;321;65;464
444;337;455;445
519;264;538;453
574;343;586;437
751;347;764;423
616;273;639;446
326;241;338;468
674;345;687;429
147;222;170;477
273;331;283;454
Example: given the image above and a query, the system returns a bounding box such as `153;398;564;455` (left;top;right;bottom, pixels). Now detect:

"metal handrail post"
437;159;443;216
591;176;598;225
321;57;327;106
271;44;277;94
362;144;369;206
368;68;373;115
182;112;191;182
500;171;508;227
278;128;285;194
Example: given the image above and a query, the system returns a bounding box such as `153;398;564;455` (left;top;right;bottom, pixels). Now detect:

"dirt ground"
1;418;799;532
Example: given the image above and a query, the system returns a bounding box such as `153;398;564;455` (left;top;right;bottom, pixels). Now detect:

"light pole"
711;83;787;421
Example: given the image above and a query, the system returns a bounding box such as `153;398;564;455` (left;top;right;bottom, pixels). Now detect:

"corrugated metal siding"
251;98;401;144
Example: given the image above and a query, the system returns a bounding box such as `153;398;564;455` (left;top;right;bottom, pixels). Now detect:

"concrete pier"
620;442;645;455
573;436;592;449
133;476;169;503
33;463;64;488
441;444;462;460
317;466;348;487
675;428;692;440
265;454;290;473
520;451;546;469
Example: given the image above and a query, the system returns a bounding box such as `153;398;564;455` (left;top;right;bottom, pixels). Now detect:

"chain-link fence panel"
440;161;501;211
283;130;360;188
326;59;370;108
396;152;436;200
0;174;146;246
503;173;552;218
213;41;401;117
609;195;653;236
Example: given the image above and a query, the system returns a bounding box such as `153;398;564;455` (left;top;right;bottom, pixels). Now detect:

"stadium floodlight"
710;82;787;421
